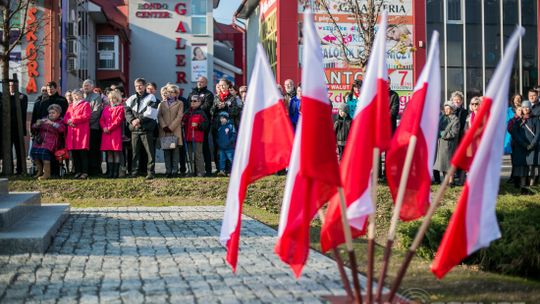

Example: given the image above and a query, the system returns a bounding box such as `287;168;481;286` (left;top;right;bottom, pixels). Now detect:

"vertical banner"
191;44;208;81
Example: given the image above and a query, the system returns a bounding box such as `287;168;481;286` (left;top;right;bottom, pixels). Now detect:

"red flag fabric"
385;32;441;221
431;27;524;279
275;8;341;277
320;12;390;252
220;44;293;272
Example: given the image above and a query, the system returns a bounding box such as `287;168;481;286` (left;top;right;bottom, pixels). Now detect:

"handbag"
160;135;177;150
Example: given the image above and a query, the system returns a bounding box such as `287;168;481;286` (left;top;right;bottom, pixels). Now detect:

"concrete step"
0;192;41;229
0;179;7;196
0;204;69;254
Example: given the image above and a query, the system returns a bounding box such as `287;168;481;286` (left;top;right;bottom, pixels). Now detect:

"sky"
214;0;243;24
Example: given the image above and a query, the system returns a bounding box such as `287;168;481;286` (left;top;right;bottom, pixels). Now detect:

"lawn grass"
8;175;540;302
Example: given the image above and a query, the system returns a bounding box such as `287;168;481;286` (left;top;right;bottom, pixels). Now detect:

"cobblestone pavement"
0;207;356;303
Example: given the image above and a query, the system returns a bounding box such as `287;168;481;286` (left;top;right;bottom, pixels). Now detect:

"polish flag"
220;44;294;272
275;8;341;277
385;32;441;221
320;11;391;252
431;27;525;279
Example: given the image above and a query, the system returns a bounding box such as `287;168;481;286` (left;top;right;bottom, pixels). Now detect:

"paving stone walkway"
0;206;355;303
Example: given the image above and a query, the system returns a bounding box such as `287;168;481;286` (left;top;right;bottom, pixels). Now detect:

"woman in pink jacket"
100;90;125;178
64;89;91;179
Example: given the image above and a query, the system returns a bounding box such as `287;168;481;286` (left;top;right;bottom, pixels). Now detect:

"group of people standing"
5;76;248;180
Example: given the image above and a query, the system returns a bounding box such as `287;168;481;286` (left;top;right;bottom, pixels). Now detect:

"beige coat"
158;100;184;145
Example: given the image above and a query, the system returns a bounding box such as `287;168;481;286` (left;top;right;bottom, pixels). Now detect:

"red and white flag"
320;11;391;252
275;8;341;277
431;27;525;279
385;32;441;221
220;44;294;272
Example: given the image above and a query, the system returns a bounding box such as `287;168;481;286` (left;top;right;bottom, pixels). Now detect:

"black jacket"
187;87;214;116
510;116;540;166
124;92;159;133
334;114;352;146
389;89;400;132
10;93;28;136
40;93;68;119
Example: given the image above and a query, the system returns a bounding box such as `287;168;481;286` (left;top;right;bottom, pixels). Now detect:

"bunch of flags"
220;5;525;293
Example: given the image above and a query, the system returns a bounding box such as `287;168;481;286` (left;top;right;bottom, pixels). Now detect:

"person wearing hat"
509;100;540;192
433;100;460;185
334;102;352;160
216;111;236;177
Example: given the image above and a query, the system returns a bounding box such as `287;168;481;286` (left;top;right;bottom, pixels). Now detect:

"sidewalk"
0;206;356;303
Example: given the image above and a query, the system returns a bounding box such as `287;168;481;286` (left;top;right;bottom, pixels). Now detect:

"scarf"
219;91;230;101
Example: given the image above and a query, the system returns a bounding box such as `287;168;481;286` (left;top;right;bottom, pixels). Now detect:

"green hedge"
398;185;540;278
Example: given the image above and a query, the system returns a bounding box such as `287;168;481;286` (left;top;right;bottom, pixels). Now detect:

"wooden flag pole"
366;147;380;303
375;136;417;302
386;165;456;302
337;187;363;304
318;209;354;299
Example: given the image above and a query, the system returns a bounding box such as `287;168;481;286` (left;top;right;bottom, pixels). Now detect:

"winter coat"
211;93;240;130
124;93;159;133
389;89;400;132
10;93;28;136
345;94;359;117
289;96;301;130
454;106;468;142
510;116;540;166
183;107;209;143
31;118;66;153
158;99;184;145
85;92;103;130
217;121;237;150
532;102;540;118
434;113;460;172
504;107;516;154
64;100;91;151
100;104;125;151
334;114;352;146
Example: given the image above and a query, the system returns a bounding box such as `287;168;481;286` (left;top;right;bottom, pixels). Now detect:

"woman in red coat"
100;90;125;178
64;88;91;179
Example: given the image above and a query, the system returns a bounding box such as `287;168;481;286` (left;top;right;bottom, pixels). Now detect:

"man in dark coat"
389;78;400;133
451;91;468;185
83;79;104;176
40;81;68;119
9;81;28;174
527;88;540;118
30;86;49;127
187;76;214;176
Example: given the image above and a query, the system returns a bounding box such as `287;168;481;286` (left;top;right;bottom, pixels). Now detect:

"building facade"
235;0;539;108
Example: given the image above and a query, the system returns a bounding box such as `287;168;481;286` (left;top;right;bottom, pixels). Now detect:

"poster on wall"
298;0;415;110
191;45;208;82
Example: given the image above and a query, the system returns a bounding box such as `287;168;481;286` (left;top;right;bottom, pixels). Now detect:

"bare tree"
0;0;41;175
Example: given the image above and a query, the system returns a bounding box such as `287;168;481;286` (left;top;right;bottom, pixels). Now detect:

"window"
447;0;462;23
191;1;207;35
97;35;119;70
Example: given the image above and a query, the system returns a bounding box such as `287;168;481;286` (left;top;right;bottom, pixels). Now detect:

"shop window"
97;35;119;70
192;1;207;35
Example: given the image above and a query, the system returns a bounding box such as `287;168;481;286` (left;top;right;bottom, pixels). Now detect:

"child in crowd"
334;102;352;160
30;104;66;180
216;112;236;176
100;90;125;178
183;94;209;177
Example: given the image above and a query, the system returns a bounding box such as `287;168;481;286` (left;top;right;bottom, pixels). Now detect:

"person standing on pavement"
388;77;400;133
100;90;125;179
158;84;184;178
187;76;214;176
64;89;91;179
82;79;104;176
8;81;28;175
289;85;302;132
283;79;296;116
527;88;540;117
450;90;468;185
124;78;159;180
433;101;460;185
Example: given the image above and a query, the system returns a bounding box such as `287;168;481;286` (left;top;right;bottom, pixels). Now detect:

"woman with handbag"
100;90;125;178
158;84;184;177
30;104;66;180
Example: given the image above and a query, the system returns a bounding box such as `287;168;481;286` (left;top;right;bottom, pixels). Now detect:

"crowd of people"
1;76;539;188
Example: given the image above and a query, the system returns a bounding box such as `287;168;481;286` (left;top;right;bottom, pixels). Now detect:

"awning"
214;57;243;75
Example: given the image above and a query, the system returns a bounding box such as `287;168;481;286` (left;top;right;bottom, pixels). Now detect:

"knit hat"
521;100;532;109
219;111;229;118
444;100;457;111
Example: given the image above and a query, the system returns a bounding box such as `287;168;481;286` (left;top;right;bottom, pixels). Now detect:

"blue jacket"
289;96;301;129
217;121;236;150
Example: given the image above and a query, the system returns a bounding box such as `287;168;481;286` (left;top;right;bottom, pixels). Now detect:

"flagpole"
375;136;417;302
386;165;456;302
366;147;380;303
317;209;354;299
337;187;363;304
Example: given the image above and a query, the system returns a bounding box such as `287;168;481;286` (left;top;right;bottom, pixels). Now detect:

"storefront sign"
135;2;172;18
25;7;39;94
174;2;188;90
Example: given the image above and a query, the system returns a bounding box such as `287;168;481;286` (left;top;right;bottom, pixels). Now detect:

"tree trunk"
1;5;12;175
